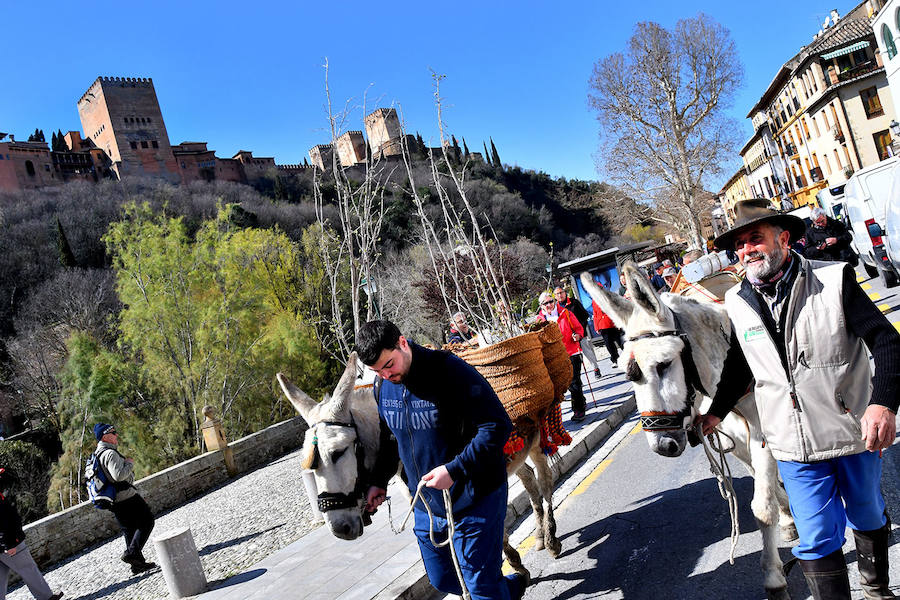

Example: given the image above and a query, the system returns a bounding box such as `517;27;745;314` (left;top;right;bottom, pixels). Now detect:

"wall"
23;416;307;568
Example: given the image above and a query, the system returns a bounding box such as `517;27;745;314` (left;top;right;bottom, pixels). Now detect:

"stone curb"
383;393;637;600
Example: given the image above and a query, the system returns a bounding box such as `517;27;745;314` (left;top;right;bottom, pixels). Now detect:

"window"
861;87;884;118
812;115;821;137
124;118;128;124
140;141;148;149
151;141;158;148
874;129;892;160
883;24;897;60
130;141;137;149
823;154;832;175
25;160;35;176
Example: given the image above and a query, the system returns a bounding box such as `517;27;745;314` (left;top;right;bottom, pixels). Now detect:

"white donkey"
581;263;797;600
276;352;562;582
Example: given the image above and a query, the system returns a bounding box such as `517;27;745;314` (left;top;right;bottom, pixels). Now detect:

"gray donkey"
277;352;562;582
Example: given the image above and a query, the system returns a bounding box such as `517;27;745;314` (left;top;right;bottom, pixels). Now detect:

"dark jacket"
447;326;475;345
803;217;854;263
561;297;590;330
370;342;512;517
0;493;25;552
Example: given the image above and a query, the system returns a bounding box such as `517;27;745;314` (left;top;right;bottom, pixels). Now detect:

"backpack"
84;450;116;510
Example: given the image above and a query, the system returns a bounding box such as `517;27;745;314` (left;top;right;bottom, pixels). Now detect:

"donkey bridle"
628;312;708;435
311;420;371;520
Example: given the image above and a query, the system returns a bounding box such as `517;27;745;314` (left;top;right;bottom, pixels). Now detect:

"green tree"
490;137;502;169
451;135;462;164
462;138;470;158
483;141;492;166
55;216;78;267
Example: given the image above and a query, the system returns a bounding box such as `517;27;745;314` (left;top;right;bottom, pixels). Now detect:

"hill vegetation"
0;155;622;521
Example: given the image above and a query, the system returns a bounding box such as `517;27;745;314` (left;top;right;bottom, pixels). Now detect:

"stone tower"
336;131;367;166
364;108;402;157
77;76;179;182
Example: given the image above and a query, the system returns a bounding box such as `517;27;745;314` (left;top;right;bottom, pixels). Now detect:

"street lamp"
890;120;900;138
890;121;900;158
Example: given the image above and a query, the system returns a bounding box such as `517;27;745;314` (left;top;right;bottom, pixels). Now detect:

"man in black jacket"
803;207;856;264
357;320;525;600
0;469;63;600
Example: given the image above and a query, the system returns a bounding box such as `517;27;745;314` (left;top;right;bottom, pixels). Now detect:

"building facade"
746;2;897;209
77;77;181;183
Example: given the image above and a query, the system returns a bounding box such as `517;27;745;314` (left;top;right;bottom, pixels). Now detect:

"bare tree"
588;13;743;248
312;60;393;359
397;73;522;342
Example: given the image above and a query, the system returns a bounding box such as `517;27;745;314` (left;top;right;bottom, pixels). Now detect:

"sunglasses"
541;300;555;306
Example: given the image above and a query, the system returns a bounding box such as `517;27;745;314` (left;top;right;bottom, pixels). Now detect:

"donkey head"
581;263;694;457
277;352;371;540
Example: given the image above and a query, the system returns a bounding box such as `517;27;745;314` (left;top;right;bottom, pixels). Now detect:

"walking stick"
581;355;598;409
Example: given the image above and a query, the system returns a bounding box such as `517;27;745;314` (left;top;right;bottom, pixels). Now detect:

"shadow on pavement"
67;565;161;600
206;568;267;591
198;523;286;556
527;476;814;600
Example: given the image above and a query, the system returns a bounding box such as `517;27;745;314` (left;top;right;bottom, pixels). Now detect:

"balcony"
810;167;824;182
795;175;808;188
784;143;798;157
829;61;881;86
832;126;845;143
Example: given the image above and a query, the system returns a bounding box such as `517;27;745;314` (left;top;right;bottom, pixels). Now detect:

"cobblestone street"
9;449;319;600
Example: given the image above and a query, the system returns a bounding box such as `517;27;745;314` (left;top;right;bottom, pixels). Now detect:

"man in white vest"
697;198;898;600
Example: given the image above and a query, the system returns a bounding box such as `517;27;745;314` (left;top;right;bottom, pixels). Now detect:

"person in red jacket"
536;291;587;421
592;299;624;367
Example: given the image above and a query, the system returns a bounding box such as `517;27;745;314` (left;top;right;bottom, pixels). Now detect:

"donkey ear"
329;352;359;419
277;373;318;423
623;263;667;321
579;273;633;329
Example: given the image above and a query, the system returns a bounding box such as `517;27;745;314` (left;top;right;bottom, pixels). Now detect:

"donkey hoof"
765;586;791;600
546;538;562;558
780;524;799;543
533;538;545;551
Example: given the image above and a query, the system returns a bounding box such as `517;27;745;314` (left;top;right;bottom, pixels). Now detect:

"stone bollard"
302;469;324;523
153;527;207;599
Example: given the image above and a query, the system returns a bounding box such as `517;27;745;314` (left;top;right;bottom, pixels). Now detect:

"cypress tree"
51;132;58;151
451;135;461;164
57;129;66;150
490;137;502;169
56;216;78;268
483;141;492;166
462;138;470;158
416;132;427;155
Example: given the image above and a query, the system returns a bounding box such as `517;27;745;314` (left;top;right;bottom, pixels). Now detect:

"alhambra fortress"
0;76;426;192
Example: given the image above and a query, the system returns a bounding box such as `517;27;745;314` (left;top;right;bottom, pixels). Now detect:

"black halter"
628;312;708;434
311;420;371;520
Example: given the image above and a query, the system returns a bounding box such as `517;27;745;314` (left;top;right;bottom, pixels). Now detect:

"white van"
815;184;848;222
882;161;900;280
842;156;899;285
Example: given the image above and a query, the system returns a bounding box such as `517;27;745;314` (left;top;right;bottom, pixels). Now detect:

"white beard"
744;248;786;282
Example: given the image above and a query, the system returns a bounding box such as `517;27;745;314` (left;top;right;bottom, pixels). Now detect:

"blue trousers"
414;484;522;600
778;451;887;560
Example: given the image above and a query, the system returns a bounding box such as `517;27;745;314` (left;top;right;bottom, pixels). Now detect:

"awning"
821;40;870;60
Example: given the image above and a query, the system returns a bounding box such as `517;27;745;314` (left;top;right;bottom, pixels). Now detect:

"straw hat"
714;198;806;251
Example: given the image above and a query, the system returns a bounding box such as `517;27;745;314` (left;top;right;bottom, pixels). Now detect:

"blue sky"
3;0;861;189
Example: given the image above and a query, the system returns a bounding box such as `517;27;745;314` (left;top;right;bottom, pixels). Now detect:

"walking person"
357;320;526;600
0;469;63;600
91;424;157;575
696;198;899;600
591;299;623;368
553;286;601;378
536;291;588;421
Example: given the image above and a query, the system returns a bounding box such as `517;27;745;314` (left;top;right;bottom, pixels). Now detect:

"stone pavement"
194;366;635;600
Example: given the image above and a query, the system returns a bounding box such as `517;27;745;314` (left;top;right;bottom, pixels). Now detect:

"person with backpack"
91;423;156;575
0;468;64;600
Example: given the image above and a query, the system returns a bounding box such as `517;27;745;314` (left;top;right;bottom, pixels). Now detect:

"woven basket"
458;332;555;420
530;321;573;401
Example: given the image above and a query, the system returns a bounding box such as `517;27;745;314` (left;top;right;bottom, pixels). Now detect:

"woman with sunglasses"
535;291;587;421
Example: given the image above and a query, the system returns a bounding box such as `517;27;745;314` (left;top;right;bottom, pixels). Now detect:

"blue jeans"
414;484;522;600
778;451;887;560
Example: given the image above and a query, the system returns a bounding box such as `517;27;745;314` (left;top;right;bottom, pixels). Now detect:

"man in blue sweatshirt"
356;320;525;600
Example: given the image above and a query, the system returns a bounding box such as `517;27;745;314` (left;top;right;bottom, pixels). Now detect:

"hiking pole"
581;357;598;409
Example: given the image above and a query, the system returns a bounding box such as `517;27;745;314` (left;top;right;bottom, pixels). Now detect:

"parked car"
843;156;899;286
882;160;900;285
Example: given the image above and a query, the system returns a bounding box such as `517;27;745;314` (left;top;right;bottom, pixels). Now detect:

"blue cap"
93;423;115;440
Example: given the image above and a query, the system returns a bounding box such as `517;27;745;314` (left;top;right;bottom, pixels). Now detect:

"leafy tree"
55;216;78;268
490;137;502;169
0;440;52;522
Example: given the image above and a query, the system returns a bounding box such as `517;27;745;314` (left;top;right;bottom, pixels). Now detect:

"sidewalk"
194;369;635;600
